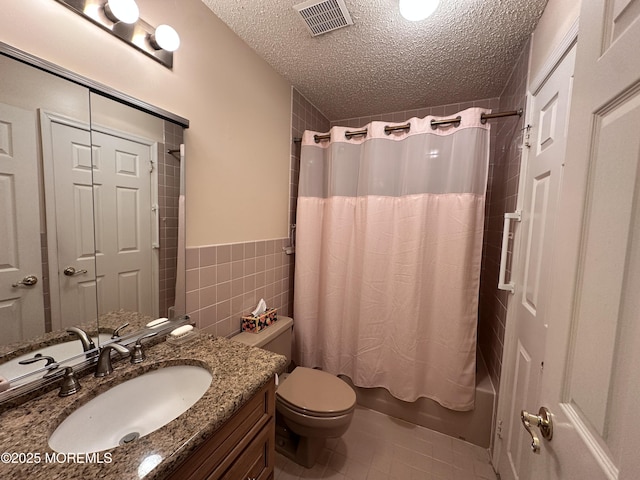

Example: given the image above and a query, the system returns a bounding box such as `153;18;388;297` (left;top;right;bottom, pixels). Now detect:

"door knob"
63;266;88;276
12;275;38;287
521;407;553;454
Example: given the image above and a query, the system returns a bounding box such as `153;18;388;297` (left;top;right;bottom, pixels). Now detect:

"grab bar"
152;203;160;249
498;211;521;293
283;224;296;255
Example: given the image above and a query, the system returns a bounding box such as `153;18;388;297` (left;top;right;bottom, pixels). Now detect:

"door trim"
560;403;618;479
529;17;580;95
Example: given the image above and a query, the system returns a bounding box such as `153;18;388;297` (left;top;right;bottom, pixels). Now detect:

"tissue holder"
241;308;278;333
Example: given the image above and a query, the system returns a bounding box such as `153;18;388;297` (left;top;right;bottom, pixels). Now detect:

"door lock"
12;275;38;287
63;267;88;276
520;407;553;454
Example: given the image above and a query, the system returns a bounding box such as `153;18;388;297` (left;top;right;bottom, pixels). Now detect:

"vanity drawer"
167;377;275;480
218;418;274;480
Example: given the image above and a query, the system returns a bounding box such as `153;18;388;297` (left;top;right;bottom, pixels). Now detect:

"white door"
91;130;156;317
0;103;45;344
501;1;640;479
41;113;98;329
495;45;576;480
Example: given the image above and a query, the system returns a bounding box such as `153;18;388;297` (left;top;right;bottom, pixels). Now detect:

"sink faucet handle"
95;343;130;377
19;353;60;377
111;322;130;339
130;331;158;364
59;367;81;397
19;353;57;367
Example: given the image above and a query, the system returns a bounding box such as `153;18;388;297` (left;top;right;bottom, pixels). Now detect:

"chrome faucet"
95;343;130;377
66;327;96;352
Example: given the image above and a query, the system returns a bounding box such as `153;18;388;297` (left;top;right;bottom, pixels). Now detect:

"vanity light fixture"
54;0;180;69
103;0;139;24
149;24;181;52
399;0;440;21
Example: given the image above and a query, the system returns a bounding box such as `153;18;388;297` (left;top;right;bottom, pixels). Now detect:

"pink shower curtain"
294;108;490;411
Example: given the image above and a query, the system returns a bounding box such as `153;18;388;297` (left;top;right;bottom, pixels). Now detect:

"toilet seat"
276;367;356;416
277;395;355;418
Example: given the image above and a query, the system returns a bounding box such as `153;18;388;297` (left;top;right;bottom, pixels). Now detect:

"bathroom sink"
48;365;212;454
0;333;112;386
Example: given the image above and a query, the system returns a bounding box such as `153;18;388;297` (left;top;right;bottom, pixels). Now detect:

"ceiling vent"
293;0;353;37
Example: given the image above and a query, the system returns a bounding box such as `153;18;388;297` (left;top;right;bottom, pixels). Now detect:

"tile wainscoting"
185;239;294;337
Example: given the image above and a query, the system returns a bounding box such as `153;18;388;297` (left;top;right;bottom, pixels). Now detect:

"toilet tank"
231;316;293;367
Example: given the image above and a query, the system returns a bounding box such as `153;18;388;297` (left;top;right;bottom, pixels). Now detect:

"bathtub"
338;354;495;448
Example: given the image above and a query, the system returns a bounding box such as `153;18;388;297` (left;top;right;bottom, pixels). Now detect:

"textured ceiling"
202;0;548;120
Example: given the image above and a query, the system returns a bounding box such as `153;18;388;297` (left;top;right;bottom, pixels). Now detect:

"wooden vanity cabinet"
166;377;276;480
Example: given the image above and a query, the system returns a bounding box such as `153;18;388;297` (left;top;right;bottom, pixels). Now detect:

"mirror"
0;48;187;392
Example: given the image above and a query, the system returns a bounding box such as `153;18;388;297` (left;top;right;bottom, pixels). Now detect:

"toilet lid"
276;367;356;414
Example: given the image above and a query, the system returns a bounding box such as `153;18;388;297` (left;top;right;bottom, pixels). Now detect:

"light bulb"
152;24;181;52
104;0;139;24
399;0;439;21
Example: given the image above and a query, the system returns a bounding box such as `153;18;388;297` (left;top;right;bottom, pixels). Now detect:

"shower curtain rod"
292;108;523;144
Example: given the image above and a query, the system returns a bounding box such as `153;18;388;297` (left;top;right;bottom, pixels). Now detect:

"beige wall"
529;0;581;82
0;0;292;247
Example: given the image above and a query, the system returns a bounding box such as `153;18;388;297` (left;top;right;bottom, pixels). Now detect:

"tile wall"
185;88;329;337
159;121;184;317
477;40;530;391
185;239;294;336
291;88;331;227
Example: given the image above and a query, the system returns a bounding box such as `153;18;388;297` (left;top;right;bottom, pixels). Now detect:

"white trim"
560;402;619;480
529;17;580;95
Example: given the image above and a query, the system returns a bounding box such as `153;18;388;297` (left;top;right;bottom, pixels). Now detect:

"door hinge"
523;124;532;149
149;160;155;173
497;419;503;439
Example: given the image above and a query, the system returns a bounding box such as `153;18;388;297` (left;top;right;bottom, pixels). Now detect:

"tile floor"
274;406;497;480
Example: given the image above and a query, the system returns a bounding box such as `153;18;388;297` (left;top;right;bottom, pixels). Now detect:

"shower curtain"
294;108;490;411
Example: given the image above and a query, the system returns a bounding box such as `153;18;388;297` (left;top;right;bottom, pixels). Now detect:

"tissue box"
241;308;278;333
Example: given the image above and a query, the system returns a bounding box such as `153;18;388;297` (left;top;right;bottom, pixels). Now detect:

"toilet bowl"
231;316;356;468
276;366;356;467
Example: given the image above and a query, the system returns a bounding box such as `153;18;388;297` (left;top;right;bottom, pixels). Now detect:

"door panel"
568;94;640;439
91;131;155;317
496;45;576;480
0;103;44;344
505;341;533;477
47;118;98;328
499;1;640;479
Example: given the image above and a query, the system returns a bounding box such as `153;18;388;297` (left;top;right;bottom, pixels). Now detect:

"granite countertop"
0;333;287;479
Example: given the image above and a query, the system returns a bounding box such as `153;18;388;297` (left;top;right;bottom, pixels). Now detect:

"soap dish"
166;326;199;346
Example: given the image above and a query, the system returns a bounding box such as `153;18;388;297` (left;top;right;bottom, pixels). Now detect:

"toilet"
231;316;356;468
